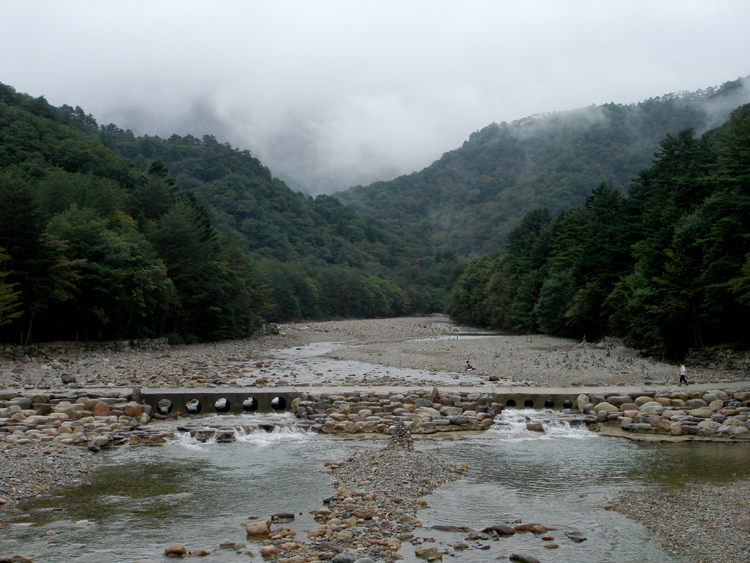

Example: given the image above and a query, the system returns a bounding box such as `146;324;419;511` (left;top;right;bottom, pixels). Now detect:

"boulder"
606;395;633;407
708;399;725;411
414;546;441;561
576;394;590;412
399;513;421;526
92;402;110;417
482;523;516;535
685;398;708;408
352;507;378;519
639;401;664;416
261;546;280;557
243;519;270;536
594;402;619;414
123;402;144;418
698;420;721;435
164;544;187;557
280;542;299;551
565;531;587;543
510;555;540;563
649;416;671;430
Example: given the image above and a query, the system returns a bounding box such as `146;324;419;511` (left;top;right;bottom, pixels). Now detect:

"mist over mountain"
0;81;450;345
336;77;750;256
2;72;750;352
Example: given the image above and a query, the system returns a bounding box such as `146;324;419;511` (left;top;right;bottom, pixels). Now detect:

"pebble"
613;480;750;563
0;442;97;504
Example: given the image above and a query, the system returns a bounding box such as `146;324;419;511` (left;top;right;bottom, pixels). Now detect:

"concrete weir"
141;386;588;416
141;388;300;415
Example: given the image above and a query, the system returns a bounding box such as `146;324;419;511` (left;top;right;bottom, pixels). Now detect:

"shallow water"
3;417;750;563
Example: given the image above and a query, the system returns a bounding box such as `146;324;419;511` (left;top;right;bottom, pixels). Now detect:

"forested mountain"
447;103;750;356
87;126;451;319
0;82;447;344
337;77;750;257
3;76;749;351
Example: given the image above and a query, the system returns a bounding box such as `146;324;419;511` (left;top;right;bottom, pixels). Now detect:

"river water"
3;417;750;563
3;333;750;562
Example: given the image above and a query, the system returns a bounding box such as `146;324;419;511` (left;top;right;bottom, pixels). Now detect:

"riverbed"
2;317;750;563
2;420;750;562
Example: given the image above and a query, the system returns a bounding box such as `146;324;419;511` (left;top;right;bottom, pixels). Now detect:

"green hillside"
337;77;750;256
0;82;447;344
447;103;750;356
87;120;451;319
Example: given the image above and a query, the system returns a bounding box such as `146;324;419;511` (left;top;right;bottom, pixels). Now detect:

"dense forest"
0;82;447;344
2;77;749;354
447;104;750;356
89;122;452;320
337;78;750;257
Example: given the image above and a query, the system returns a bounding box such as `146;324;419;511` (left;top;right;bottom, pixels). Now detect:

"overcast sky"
2;0;749;194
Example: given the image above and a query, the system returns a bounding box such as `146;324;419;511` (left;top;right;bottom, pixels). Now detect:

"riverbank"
2;316;750;563
613;479;750;563
2;316;747;391
0;442;98;505
282;316;749;387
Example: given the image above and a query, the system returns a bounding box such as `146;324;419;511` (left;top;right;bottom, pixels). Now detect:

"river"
2;330;750;562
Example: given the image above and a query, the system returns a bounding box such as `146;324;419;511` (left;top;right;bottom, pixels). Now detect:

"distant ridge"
336;76;750;257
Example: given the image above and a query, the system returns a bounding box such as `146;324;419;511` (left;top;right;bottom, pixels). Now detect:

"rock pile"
0;389;169;448
291;388;499;435
686;345;750;371
614;479;750;563
240;428;469;563
580;388;750;439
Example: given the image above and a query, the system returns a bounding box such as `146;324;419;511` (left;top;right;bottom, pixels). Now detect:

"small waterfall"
232;424;311;445
488;408;597;441
168;414;311;447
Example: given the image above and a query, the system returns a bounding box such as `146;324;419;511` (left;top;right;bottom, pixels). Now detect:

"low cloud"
2;1;749;194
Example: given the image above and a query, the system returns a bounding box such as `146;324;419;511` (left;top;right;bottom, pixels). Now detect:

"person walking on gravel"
678;364;688;386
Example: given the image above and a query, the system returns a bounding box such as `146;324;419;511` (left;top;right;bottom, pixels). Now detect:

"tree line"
447;104;750;356
0;82;446;344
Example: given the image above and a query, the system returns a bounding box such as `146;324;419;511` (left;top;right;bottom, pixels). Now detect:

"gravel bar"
614;480;750;563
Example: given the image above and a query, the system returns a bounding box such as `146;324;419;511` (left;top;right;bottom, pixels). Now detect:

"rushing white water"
231;424;311;445
488;408;597;441
169;412;311;448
